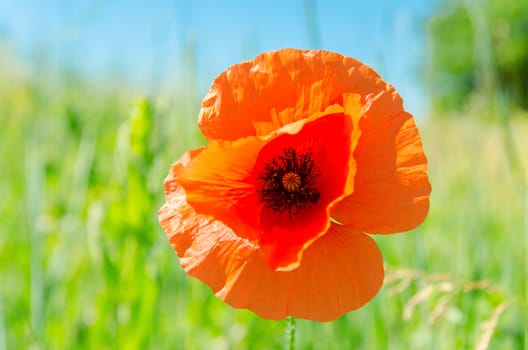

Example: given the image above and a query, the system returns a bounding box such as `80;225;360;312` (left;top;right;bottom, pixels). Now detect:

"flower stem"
285;316;296;350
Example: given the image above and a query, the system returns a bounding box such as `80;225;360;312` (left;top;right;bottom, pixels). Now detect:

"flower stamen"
258;147;320;215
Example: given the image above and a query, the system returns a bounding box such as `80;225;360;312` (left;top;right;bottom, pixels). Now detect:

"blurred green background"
0;0;527;349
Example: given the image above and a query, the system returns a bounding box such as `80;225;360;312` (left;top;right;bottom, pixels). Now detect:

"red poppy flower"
159;49;431;322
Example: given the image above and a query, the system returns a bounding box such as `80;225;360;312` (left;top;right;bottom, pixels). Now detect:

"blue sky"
0;0;439;117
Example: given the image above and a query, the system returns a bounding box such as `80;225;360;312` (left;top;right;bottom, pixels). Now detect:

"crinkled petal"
178;111;360;270
220;224;384;321
160;173;384;322
332;89;431;233
178;136;266;240
254;105;360;271
199;48;391;141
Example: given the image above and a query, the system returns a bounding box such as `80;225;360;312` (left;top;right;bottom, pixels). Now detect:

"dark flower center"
257;147;321;215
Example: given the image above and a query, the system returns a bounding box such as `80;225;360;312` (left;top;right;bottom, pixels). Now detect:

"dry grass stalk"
403;285;435;320
475;301;509;350
384;265;514;348
428;294;453;326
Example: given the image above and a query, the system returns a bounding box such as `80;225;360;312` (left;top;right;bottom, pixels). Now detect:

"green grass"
0;62;526;349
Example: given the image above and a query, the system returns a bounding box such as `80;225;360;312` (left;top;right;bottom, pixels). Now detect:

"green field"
1;58;527;349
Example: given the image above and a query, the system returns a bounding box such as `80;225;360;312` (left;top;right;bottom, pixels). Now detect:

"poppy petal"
332;89;431;233
178;111;359;271
160;174;384;322
199;49;390;141
254;97;362;271
178;136;266;240
159;150;251;292
220;224;384;322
